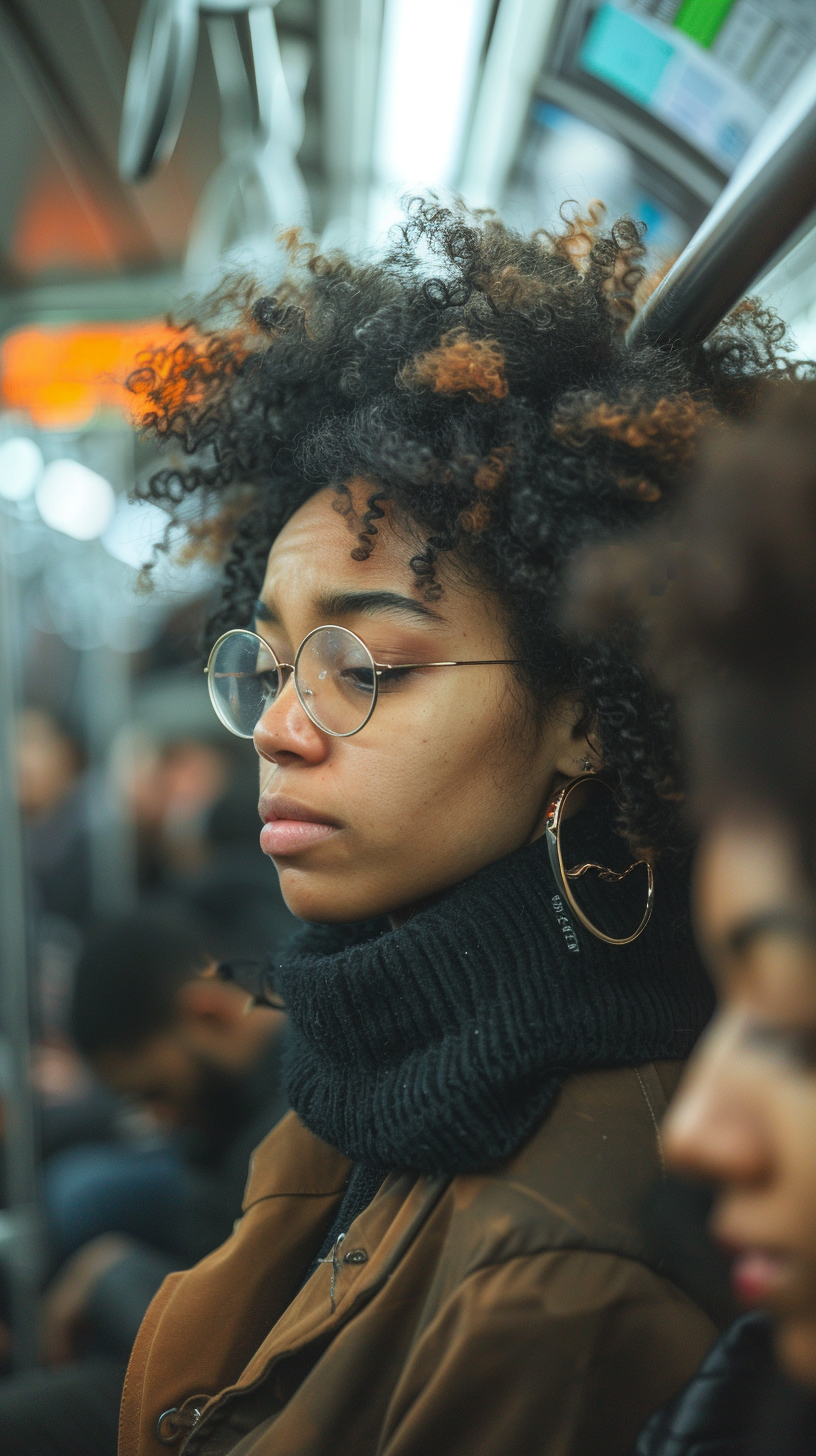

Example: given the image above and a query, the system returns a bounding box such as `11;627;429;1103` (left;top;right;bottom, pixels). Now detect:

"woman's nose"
663;1015;773;1189
254;674;329;764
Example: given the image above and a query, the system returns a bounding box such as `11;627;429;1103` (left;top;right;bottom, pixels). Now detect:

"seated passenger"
119;203;788;1456
49;915;286;1269
0;915;286;1456
569;381;816;1453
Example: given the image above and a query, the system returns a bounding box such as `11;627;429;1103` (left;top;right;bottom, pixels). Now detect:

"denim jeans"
43;1141;185;1268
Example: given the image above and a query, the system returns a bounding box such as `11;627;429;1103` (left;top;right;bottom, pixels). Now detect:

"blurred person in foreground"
0;915;287;1456
114;201;794;1456
568;381;816;1453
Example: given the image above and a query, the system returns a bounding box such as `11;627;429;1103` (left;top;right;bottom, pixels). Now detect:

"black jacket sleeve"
633;1312;772;1455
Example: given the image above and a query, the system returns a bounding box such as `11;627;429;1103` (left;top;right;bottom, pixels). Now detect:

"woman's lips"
258;797;340;857
730;1247;795;1306
260;818;338;855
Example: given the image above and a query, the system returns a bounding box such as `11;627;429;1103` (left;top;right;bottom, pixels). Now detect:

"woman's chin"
276;867;385;925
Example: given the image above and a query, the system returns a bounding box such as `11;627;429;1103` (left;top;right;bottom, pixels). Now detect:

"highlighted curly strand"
551;391;721;465
401;328;508;401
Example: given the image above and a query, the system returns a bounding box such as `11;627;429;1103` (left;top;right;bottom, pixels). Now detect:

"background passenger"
17;707;92;931
52;915;286;1266
118;203;790;1456
0;915;287;1456
121;733;297;955
13;726;295;1191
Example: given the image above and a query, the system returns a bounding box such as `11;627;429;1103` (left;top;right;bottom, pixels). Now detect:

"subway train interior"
2;1;816;1453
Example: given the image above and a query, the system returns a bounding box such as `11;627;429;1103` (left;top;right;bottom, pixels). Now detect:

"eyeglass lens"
208;631;281;738
208;626;378;739
295;627;377;735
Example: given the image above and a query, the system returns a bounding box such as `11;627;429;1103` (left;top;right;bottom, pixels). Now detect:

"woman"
120;204;786;1456
569;383;816;1451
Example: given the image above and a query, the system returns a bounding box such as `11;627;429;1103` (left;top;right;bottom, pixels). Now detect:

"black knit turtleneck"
225;822;713;1192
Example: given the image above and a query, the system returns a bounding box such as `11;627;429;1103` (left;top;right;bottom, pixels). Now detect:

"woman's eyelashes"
375;665;419;690
339;665;418;698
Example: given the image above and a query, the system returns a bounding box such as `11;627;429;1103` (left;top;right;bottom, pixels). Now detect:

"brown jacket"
121;1062;716;1456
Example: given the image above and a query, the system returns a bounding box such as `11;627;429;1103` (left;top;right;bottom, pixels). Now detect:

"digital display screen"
577;0;816;173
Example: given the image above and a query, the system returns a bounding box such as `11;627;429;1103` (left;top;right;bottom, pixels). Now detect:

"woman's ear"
579;721;603;772
550;701;603;779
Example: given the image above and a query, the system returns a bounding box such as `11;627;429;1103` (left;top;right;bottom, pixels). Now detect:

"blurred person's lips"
258;795;340;856
717;1232;799;1308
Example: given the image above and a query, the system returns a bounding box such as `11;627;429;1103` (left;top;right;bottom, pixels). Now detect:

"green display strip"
674;0;737;49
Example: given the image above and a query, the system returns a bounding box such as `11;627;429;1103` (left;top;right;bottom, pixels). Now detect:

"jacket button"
156;1408;182;1444
156;1400;205;1444
342;1247;368;1265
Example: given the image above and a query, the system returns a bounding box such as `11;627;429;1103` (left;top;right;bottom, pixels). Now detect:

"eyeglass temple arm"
374;658;521;671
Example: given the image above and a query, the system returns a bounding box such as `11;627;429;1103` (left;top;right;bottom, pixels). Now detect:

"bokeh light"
0;437;44;501
34;459;116;540
101;498;171;569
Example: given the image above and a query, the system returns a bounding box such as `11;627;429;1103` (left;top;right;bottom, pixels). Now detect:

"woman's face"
250;487;586;922
664;811;816;1386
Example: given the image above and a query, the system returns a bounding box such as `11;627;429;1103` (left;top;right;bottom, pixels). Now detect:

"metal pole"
81;640;138;919
627;50;816;351
0;515;43;1369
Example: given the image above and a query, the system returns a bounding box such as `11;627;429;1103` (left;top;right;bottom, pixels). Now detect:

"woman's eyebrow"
314;588;445;624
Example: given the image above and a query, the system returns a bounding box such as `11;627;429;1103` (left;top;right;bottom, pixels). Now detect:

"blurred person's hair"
70;915;209;1061
129;200;797;860
564;379;816;878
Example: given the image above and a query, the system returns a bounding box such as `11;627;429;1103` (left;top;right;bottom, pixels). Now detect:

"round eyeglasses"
206;626;520;739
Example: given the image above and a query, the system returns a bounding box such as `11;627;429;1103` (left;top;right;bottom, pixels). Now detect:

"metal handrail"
118;0;199;182
0;524;43;1370
118;0;289;185
627;49;816;351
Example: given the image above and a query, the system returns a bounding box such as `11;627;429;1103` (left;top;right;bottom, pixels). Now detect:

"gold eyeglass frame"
544;775;654;946
206;626;521;739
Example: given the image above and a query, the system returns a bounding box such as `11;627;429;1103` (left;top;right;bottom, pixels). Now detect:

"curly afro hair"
129;199;795;857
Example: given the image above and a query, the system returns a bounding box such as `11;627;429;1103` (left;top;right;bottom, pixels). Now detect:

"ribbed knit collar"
228;827;713;1178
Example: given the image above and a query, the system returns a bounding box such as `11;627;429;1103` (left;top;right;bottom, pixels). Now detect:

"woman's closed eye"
340;664;418;694
376;665;420;690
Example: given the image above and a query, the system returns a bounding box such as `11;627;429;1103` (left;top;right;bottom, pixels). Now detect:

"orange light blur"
0;322;180;430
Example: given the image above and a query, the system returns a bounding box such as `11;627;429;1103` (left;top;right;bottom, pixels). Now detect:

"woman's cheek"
777;1316;816;1390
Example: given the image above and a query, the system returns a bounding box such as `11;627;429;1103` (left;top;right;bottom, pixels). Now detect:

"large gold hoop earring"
544;775;654;947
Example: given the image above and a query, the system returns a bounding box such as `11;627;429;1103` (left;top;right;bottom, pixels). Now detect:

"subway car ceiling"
0;0;815;344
